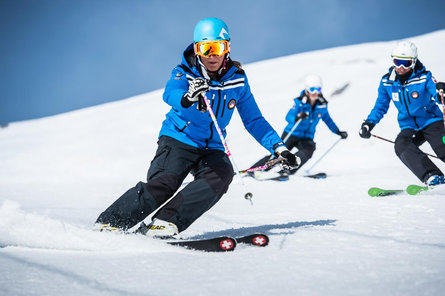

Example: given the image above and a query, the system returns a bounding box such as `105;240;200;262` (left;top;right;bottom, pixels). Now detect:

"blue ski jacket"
366;60;442;131
283;91;340;140
159;44;283;153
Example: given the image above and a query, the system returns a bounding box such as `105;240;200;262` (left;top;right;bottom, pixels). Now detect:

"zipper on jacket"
179;121;190;132
211;94;215;110
205;121;214;149
405;87;411;104
400;87;411;117
400;86;419;129
221;94;227;117
215;90;222;118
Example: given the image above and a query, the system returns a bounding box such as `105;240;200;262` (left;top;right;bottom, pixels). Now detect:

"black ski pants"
96;136;234;232
282;133;316;169
394;120;445;182
250;133;316;175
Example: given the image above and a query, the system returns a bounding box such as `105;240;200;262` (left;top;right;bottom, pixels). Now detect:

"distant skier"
359;40;445;186
94;18;298;237
249;74;348;177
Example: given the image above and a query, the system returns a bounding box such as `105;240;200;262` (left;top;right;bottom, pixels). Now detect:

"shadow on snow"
187;219;337;240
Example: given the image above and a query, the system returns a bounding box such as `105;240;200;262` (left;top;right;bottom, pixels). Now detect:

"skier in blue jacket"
359;40;445;186
94;18;297;237
249;74;347;177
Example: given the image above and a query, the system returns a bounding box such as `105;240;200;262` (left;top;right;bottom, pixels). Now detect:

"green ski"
406;184;429;195
368;187;404;197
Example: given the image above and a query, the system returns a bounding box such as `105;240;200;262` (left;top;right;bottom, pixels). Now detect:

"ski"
304;172;327;179
368;187;404;197
133;222;269;252
167;236;237;252
235;233;269;247
166;233;270;252
368;184;438;196
245;171;289;182
406;184;429;195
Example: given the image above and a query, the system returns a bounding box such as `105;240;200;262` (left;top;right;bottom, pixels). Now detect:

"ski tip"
218;237;237;251
236;233;269;247
250;234;269;247
406;184;428;195
368;187;382;197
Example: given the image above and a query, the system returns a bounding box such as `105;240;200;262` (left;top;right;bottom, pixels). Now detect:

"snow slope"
1;30;445;296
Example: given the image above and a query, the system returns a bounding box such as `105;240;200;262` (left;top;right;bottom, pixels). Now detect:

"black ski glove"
279;150;299;170
297;112;309;121
437;82;445;95
359;121;375;139
181;78;209;108
338;130;348;139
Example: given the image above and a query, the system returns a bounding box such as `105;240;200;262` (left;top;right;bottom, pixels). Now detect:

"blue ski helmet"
193;18;230;43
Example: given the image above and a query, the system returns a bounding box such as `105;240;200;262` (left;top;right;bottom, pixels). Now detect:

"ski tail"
167;236;237;252
304;172;327;179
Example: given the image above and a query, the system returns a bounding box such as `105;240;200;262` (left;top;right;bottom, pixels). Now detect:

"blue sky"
1;0;444;124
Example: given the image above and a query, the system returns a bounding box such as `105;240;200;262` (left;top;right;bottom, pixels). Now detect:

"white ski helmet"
391;40;417;68
304;74;323;93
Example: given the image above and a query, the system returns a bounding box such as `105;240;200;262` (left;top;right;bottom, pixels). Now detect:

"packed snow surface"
1;30;445;296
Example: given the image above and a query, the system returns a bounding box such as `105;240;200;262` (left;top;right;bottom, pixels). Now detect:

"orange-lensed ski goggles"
194;40;230;57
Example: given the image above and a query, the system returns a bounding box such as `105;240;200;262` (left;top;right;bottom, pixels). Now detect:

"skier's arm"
427;73;442;104
436;81;445;102
285;101;300;124
320;106;340;134
365;81;391;125
162;67;190;110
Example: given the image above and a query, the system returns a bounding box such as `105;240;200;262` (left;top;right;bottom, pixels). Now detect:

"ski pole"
305;138;342;174
439;89;445;144
202;95;253;203
282;116;304;144
238;158;282;174
371;133;439;159
239;116;304;174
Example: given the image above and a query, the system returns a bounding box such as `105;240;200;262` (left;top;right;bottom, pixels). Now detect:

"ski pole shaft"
282;117;303;144
239;117;303;174
371;134;394;144
305;138;342;173
202;95;253;203
238;158;282;174
371;133;439;159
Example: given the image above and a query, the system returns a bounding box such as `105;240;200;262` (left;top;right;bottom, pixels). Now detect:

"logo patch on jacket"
392;92;399;101
173;72;184;80
411;91;419;99
228;99;236;109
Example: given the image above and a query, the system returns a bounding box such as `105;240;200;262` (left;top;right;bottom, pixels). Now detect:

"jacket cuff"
181;94;194;108
273;143;287;156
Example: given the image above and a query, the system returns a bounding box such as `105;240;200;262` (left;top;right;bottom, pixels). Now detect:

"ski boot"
137;218;179;239
93;223;121;232
425;175;445;186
